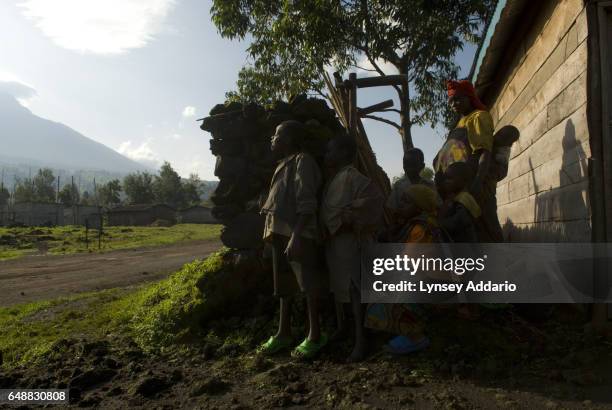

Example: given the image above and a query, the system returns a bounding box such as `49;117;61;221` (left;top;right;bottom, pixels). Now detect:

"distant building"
11;202;64;226
178;205;216;224
63;205;103;227
106;204;176;226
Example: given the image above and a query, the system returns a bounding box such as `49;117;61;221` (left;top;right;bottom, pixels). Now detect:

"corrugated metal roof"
470;0;530;96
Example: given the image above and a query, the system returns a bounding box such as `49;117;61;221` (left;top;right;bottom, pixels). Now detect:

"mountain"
0;92;149;173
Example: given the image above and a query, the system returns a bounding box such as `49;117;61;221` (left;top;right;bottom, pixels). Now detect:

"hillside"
0;92;148;174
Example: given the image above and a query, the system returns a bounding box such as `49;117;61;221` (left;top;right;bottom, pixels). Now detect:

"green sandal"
257;335;293;355
291;333;328;360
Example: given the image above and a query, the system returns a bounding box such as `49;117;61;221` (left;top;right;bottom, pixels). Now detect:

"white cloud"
19;0;176;54
174;155;214;179
182;105;196;117
117;139;160;168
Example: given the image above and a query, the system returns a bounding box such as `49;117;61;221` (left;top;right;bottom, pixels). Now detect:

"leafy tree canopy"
153;162;184;208
14;168;56;203
182;173;204;207
211;0;494;149
98;179;122;207
58;183;80;206
123;172;155;205
0;186;9;206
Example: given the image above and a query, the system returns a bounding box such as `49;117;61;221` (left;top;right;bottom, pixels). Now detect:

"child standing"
259;120;327;360
321;134;383;362
387;148;433;217
365;184;440;355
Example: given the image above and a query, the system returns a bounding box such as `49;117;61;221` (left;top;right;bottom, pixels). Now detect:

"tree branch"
363;49;387;77
353;64;378;72
362;115;401;130
381;108;402;114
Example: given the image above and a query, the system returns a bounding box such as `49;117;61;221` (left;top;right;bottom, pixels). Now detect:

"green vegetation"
0;223;222;261
211;0;495;148
0;250;227;369
122;163;207;208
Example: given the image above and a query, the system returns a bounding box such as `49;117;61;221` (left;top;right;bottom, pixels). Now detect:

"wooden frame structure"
324;71;409;224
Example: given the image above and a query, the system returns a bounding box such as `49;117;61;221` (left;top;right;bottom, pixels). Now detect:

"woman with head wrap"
433;79;503;242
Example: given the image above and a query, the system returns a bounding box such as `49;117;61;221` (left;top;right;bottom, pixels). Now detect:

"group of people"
258;80;519;362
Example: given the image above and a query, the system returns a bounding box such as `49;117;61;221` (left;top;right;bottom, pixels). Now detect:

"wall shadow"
503;119;590;242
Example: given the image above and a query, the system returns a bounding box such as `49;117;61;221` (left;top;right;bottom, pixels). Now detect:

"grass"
0;223;222;261
0;250;228;370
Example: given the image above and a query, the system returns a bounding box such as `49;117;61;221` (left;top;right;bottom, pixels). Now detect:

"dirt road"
0;239;222;307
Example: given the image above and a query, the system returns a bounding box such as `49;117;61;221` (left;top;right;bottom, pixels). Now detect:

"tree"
182;173;203;206
420;166;434;183
123;172;155;204
14;178;35;203
98;179;122;206
211;0;495;152
153;162;184;208
58;183;80;206
33;168;56;202
14;168;56;202
392;166;434;184
0;186;9;206
81;191;93;206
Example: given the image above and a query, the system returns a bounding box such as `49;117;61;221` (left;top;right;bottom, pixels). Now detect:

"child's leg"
306;295;321;342
276;297;292;339
331;298;348;341
348;282;367;362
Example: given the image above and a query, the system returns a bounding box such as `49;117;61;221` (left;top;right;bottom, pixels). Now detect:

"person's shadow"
504;119;589;242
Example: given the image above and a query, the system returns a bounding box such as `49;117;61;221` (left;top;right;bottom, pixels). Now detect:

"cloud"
117;139;161;169
182;106;196;117
174;155;214;179
19;0;176;54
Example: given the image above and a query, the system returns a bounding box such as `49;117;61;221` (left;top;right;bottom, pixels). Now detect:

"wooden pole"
358;100;394;116
323;72;392;224
349;73;358;135
354;74;408;88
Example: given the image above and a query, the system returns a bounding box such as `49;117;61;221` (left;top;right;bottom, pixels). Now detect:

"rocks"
253;363;301;386
200;96;345;250
103;357;121;369
82;340;109;358
220;213;265;249
130;375;172;398
189;376;230;397
106;386;123;397
562;368;602;386
70;368;117;390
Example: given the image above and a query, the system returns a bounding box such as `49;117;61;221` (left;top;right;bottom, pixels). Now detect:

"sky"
0;0;477;181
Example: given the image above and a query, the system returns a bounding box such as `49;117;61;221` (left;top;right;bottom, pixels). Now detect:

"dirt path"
0;239;222;307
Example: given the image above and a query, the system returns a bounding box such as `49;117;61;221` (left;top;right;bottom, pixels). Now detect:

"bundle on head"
200;96;343;250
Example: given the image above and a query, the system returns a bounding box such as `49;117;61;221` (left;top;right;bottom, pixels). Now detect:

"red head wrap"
447;80;486;111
